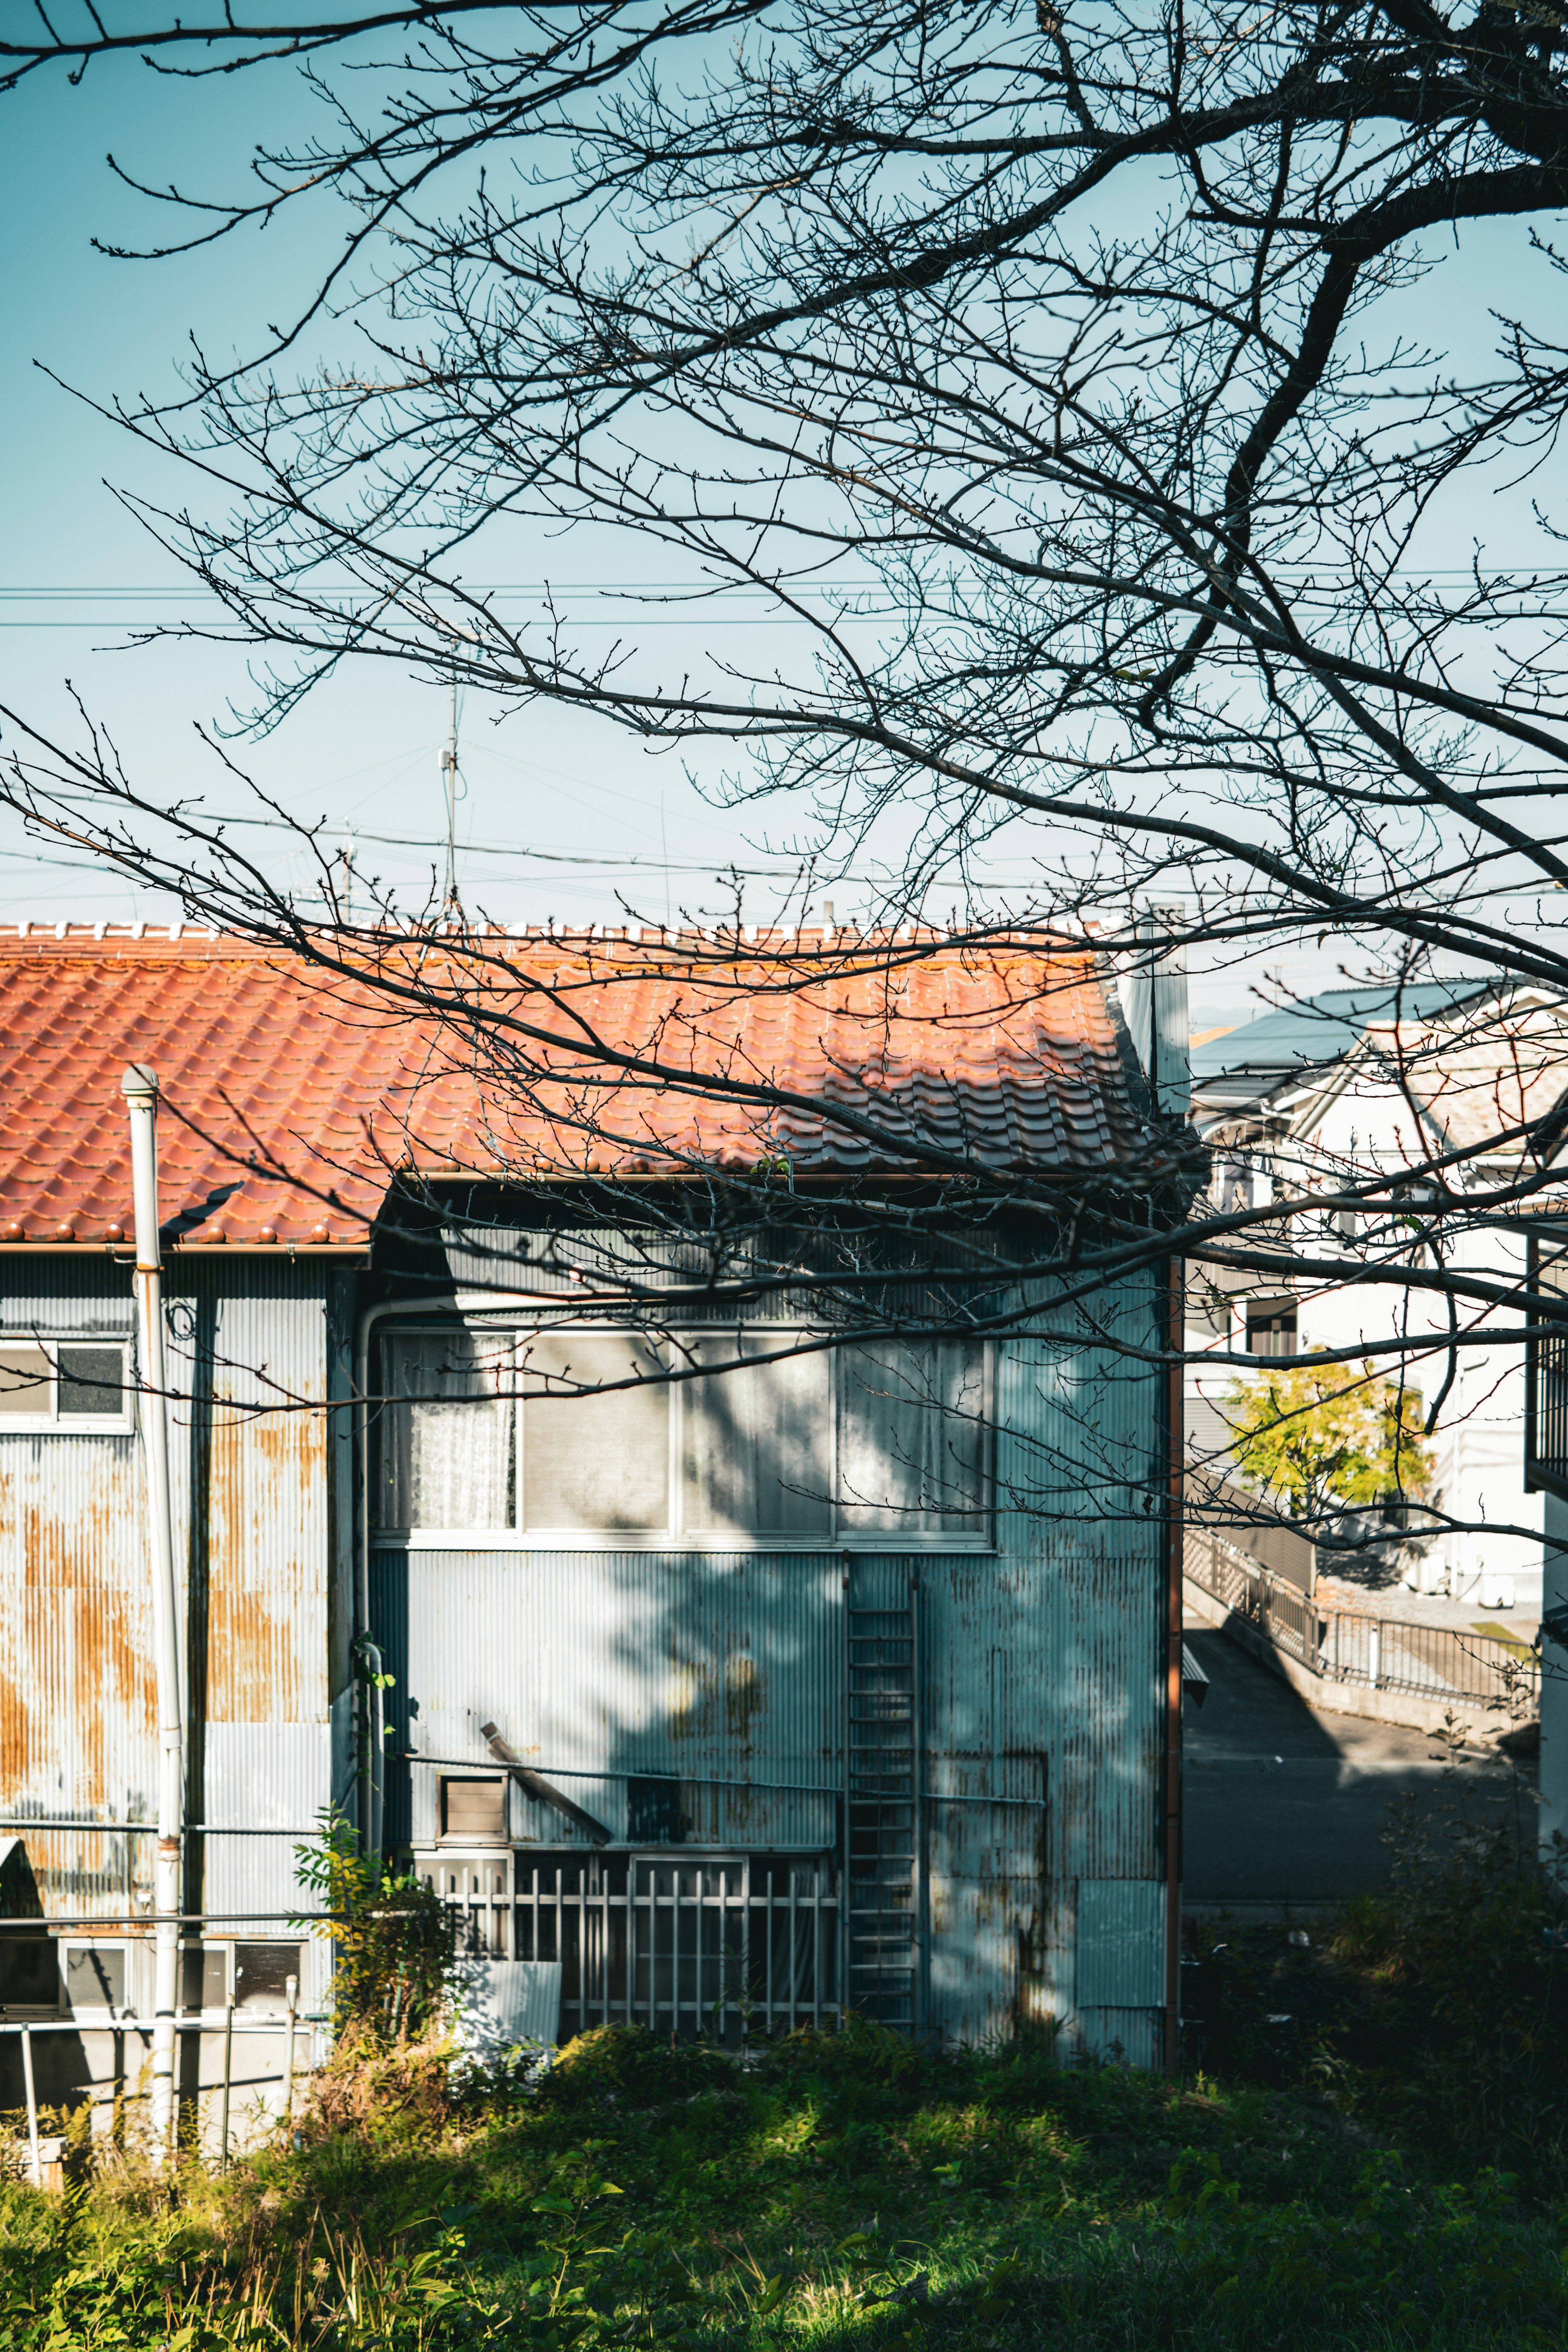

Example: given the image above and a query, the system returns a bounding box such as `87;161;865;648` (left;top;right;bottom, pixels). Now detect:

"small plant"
294;1807;455;2047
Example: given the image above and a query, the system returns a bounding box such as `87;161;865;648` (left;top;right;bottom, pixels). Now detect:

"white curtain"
381;1332;512;1529
838;1339;986;1533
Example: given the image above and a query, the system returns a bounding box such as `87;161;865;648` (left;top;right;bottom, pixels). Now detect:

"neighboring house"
1187;983;1564;1612
0;920;1196;2114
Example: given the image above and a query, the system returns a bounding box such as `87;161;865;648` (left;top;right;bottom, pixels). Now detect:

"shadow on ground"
1182;1627;1536;1910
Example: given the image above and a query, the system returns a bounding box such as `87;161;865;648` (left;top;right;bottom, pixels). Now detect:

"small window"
181;1944;232;2012
0;1340;130;1430
441;1776;508;1842
63;1944;127;2013
1335;1207;1358;1242
0;1932;58;2012
0;1347;51;1417
58;1347;125;1418
234;1942;304;2014
1246;1301;1298;1359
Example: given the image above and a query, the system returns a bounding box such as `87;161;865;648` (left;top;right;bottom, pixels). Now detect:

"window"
1526;1233;1568;1499
0;1933;58;2013
0;1340;129;1430
181;1945;232;2012
376;1326;989;1543
233;1942;303;2014
62;1944;127;2014
1245;1300;1298;1358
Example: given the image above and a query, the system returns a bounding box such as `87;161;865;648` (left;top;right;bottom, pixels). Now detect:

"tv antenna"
440;669;461;915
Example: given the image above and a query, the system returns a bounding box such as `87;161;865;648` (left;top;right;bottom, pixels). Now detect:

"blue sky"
0;49;794;932
1;43;1563;1022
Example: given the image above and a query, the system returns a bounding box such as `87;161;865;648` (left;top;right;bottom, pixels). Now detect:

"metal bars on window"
416;1850;839;2044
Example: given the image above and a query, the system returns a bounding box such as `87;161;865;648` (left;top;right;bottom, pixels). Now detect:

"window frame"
58;1938;134;2019
0;1336;134;1435
374;1320;995;1552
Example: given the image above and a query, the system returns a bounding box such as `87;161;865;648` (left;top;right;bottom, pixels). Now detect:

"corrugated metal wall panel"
975;1271;1168;2046
0;1258;337;1931
375;1548;842;1853
368;1262;1173;2050
203;1724;332;1920
1076;1877;1166;2006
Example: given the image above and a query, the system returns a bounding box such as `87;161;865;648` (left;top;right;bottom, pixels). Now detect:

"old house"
0;920;1196;2119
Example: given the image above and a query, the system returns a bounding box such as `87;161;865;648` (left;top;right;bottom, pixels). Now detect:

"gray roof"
1192;981;1491;1099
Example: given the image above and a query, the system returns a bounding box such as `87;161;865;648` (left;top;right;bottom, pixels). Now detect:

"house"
0;919;1198;2124
1187;982;1566;1615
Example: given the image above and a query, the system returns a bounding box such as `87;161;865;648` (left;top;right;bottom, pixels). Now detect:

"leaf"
754;2276;788;2315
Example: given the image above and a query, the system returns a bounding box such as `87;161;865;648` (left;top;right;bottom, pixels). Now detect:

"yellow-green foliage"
293;1809;454;2046
1226;1355;1432;1518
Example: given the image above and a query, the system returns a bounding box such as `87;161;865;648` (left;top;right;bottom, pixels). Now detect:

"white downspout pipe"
122;1065;183;2170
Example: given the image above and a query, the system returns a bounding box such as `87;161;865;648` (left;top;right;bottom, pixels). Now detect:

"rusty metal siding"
0;1256;338;1929
375;1547;843;1854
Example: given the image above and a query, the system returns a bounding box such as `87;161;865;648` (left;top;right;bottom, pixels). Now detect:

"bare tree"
7;0;1568;1591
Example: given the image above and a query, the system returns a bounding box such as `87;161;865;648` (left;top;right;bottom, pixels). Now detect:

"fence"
1185;1527;1537;1711
416;1848;840;2043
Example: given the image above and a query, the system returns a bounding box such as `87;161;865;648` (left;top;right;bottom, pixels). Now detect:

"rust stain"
724;1654;762;1744
667;1655;715;1742
207;1403;325;1723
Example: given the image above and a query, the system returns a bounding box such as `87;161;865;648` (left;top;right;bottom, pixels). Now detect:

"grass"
0;2014;1564;2351
2;1780;1566;2350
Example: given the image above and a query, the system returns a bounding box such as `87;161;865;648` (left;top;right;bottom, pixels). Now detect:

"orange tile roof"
0;924;1161;1250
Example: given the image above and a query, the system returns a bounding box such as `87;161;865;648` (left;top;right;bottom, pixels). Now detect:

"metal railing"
416;1848;840;2043
1185;1528;1537;1711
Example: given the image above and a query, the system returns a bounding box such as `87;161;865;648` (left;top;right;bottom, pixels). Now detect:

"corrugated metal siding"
375;1548;842;1853
986;1275;1169;2049
0;1258;337;1930
365;1261;1172;2049
1076;1878;1165;2007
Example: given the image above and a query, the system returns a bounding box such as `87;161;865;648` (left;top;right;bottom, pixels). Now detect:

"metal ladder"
844;1579;922;2027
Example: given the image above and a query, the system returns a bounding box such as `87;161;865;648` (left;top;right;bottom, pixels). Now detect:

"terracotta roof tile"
0;924;1160;1248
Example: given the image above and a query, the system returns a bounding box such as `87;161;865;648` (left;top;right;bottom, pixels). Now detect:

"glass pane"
234;1942;303;2013
521;1332;668;1531
0;1933;58;2007
65;1946;125;2011
838;1339;987;1533
682;1334;832;1535
0;1345;51;1418
57;1346;123;1417
380;1332;512;1529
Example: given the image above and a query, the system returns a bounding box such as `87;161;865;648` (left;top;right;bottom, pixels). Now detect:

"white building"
1187;984;1568;1618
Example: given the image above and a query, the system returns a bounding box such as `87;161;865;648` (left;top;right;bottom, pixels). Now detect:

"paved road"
1182;1627;1537;1911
